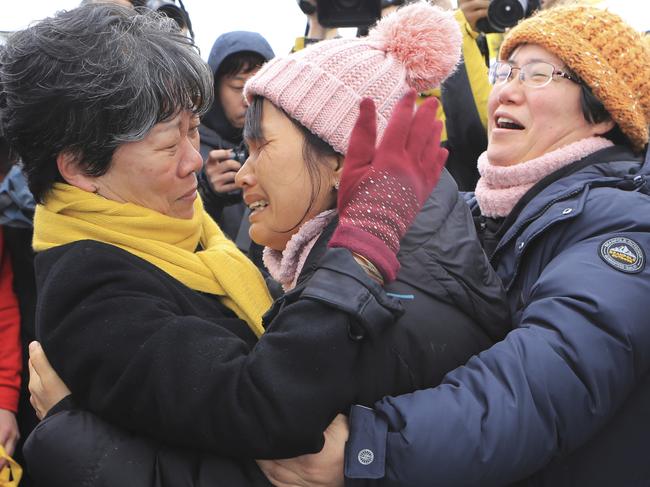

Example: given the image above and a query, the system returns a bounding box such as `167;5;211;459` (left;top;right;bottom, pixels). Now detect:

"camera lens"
487;0;528;32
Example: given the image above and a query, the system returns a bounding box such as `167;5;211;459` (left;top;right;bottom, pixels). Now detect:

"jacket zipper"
490;187;584;270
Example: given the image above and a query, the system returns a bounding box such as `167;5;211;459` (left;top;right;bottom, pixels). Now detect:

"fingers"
404;98;445;199
206;159;241;174
460;0;489;30
29;341;54;379
405;97;440;162
343;99;377;180
256;459;304;487
205;150;242;191
28;359;44;420
325;413;350;441
215;181;240;194
28;341;72;419
4;432;17;457
210;171;240;193
206;148;235;164
205;159;242;193
347;98;377;163
378;89;417;152
421;118;446;172
461;0;489;14
423;141;449;194
421;118;444;168
0;409;19;457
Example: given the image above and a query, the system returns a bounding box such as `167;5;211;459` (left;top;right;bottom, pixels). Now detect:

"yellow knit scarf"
33;183;271;337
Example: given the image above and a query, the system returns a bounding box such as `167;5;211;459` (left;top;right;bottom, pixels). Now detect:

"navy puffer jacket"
345;145;650;486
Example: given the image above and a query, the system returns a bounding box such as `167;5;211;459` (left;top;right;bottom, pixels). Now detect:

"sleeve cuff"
301;248;403;339
45;394;76;419
344;405;388;480
0;390;20;413
328;225;399;282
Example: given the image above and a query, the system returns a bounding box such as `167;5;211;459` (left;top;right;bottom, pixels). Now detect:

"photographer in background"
293;0;340;51
198;32;274;265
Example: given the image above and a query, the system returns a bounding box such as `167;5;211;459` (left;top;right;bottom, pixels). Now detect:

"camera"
302;0;382;29
318;0;382;28
476;0;540;33
231;147;249;164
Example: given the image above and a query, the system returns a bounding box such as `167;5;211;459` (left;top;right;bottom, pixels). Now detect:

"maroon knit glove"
328;90;448;282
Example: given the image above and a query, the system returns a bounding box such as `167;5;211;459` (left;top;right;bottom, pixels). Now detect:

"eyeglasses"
489;61;581;88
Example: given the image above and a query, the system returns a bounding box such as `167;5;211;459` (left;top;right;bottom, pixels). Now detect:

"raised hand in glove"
328;89;448;283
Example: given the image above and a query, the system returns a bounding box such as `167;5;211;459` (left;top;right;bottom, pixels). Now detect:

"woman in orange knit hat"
258;5;650;486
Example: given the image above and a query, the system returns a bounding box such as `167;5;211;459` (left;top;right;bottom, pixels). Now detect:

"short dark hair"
0;3;213;203
216;51;267;80
578;84;630;147
244;96;341;233
565;67;632;148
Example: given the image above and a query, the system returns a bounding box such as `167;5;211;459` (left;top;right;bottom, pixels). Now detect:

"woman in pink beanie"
22;3;508;486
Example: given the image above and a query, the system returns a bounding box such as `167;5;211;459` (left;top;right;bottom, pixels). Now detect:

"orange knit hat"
500;6;650;151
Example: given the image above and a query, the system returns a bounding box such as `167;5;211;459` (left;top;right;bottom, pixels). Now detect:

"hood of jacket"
200;31;274;151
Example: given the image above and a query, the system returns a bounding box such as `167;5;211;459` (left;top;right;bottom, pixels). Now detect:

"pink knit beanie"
243;1;461;155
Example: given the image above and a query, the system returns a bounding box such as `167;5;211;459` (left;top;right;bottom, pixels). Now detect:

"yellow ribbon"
0;445;22;487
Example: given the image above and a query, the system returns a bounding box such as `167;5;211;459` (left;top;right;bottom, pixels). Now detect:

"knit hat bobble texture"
243;1;461;155
500;5;650;151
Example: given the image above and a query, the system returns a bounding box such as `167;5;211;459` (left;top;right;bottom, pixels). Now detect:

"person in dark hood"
197;31;274;265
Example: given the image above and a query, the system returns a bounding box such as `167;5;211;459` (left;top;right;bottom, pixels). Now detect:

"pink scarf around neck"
475;137;613;218
263;210;337;292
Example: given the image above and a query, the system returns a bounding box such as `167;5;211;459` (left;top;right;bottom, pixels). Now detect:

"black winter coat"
25;170;510;486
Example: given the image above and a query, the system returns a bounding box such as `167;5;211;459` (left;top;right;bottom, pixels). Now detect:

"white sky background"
1;1;649;60
1;0;326;59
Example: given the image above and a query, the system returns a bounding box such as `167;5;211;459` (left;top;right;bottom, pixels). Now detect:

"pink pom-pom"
369;1;461;91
